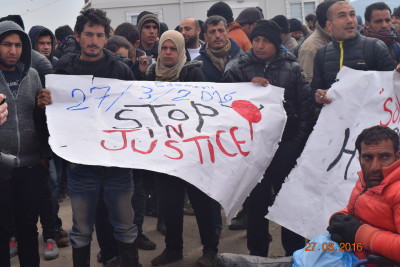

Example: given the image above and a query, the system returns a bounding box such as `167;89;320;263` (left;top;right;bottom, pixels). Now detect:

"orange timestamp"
305;242;363;252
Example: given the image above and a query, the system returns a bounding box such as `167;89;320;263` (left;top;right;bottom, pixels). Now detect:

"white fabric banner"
45;74;287;221
268;67;400;239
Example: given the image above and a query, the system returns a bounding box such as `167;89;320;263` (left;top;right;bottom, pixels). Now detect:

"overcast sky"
2;0;84;33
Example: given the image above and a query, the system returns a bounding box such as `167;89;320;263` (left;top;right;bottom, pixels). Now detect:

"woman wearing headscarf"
147;30;219;267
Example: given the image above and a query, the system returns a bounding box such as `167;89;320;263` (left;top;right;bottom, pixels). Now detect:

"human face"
365;9;392;33
115;47;129;58
0;33;22;71
291;31;303;40
307;20;315;31
252;36;276;62
140;22;158;48
179;18;200;48
36;35;52;58
75;23;107;61
160;39;179;67
327;4;358;41
393;15;400;32
204;21;228;50
241;22;257;38
359;139;400;188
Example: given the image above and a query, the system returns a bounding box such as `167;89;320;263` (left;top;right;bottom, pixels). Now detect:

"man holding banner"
223;19;315;257
38;8;141;267
312;1;395;105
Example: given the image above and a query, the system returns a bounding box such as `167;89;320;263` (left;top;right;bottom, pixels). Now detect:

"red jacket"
337;160;400;262
227;23;252;52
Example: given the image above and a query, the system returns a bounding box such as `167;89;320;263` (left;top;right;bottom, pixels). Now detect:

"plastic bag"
292;233;360;267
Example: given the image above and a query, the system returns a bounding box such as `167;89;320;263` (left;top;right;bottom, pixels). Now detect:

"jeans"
0;164;48;267
67;164;137;249
95;171;146;263
247;141;305;257
158;173;219;253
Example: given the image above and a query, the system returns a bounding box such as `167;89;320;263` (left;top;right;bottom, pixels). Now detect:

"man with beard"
179;17;204;61
363;2;400;65
194;15;242;82
327;125;400;263
37;8;141;267
393;6;400;32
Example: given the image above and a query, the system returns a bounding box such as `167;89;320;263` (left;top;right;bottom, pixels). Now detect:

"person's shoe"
135;233;156;250
151;249;183;266
117;241;142;267
196;250;217;267
228;210;247;230
9;237;17;258
103;256;121;267
55;228;69;247
43;239;59;260
73;244;91;267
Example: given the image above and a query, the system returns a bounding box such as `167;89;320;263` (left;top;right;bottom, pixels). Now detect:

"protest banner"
268;67;400;239
45;75;287;220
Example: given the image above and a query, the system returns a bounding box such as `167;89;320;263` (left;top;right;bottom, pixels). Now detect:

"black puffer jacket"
311;33;395;91
145;60;205;82
223;48;315;146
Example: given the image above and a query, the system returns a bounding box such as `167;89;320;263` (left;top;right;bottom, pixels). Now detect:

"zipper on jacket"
339;41;344;69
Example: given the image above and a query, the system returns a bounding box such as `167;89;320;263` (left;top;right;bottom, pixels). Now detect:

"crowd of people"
1;0;400;266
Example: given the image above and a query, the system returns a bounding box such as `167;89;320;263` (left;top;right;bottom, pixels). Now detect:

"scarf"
364;27;398;46
155;30;187;81
205;39;232;73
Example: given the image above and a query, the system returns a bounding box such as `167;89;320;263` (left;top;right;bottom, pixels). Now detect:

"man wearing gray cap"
236;8;263;39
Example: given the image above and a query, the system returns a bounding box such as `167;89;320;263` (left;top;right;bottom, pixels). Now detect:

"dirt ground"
11;197;286;266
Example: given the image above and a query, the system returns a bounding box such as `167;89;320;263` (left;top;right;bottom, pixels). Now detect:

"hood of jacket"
0;21;31;75
28;25;56;60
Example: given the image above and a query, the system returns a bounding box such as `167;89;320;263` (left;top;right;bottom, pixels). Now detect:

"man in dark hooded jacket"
223;19;315;258
29;26;58;67
0;20;51;267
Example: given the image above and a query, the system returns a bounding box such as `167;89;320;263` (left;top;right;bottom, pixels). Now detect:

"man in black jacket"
38;9;140;267
223;20;315;257
29;26;58;67
313;1;395;105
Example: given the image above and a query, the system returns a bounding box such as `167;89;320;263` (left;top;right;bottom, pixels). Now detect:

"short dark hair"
114;22;139;45
74;8;111;38
365;2;391;23
105;35;133;58
305;14;316;22
204;15;227;33
55;25;73;41
355;125;399;154
38;30;52;39
317;0;343;28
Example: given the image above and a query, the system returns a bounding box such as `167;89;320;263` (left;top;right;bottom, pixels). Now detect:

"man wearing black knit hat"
271;15;298;53
223;20;315;258
207;1;252;51
137;12;160;59
289;18;304;42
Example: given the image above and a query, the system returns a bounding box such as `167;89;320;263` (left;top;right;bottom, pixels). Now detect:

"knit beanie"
394;6;400;17
289;18;303;32
207;1;234;24
250;20;282;50
137;13;160;36
236;7;262;24
271;15;289;33
0;15;25;30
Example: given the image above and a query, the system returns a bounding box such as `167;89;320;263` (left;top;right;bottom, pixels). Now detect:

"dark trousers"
0;164;48;267
247;141;305;257
95;172;145;264
39;170;55;241
158;173;219;253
